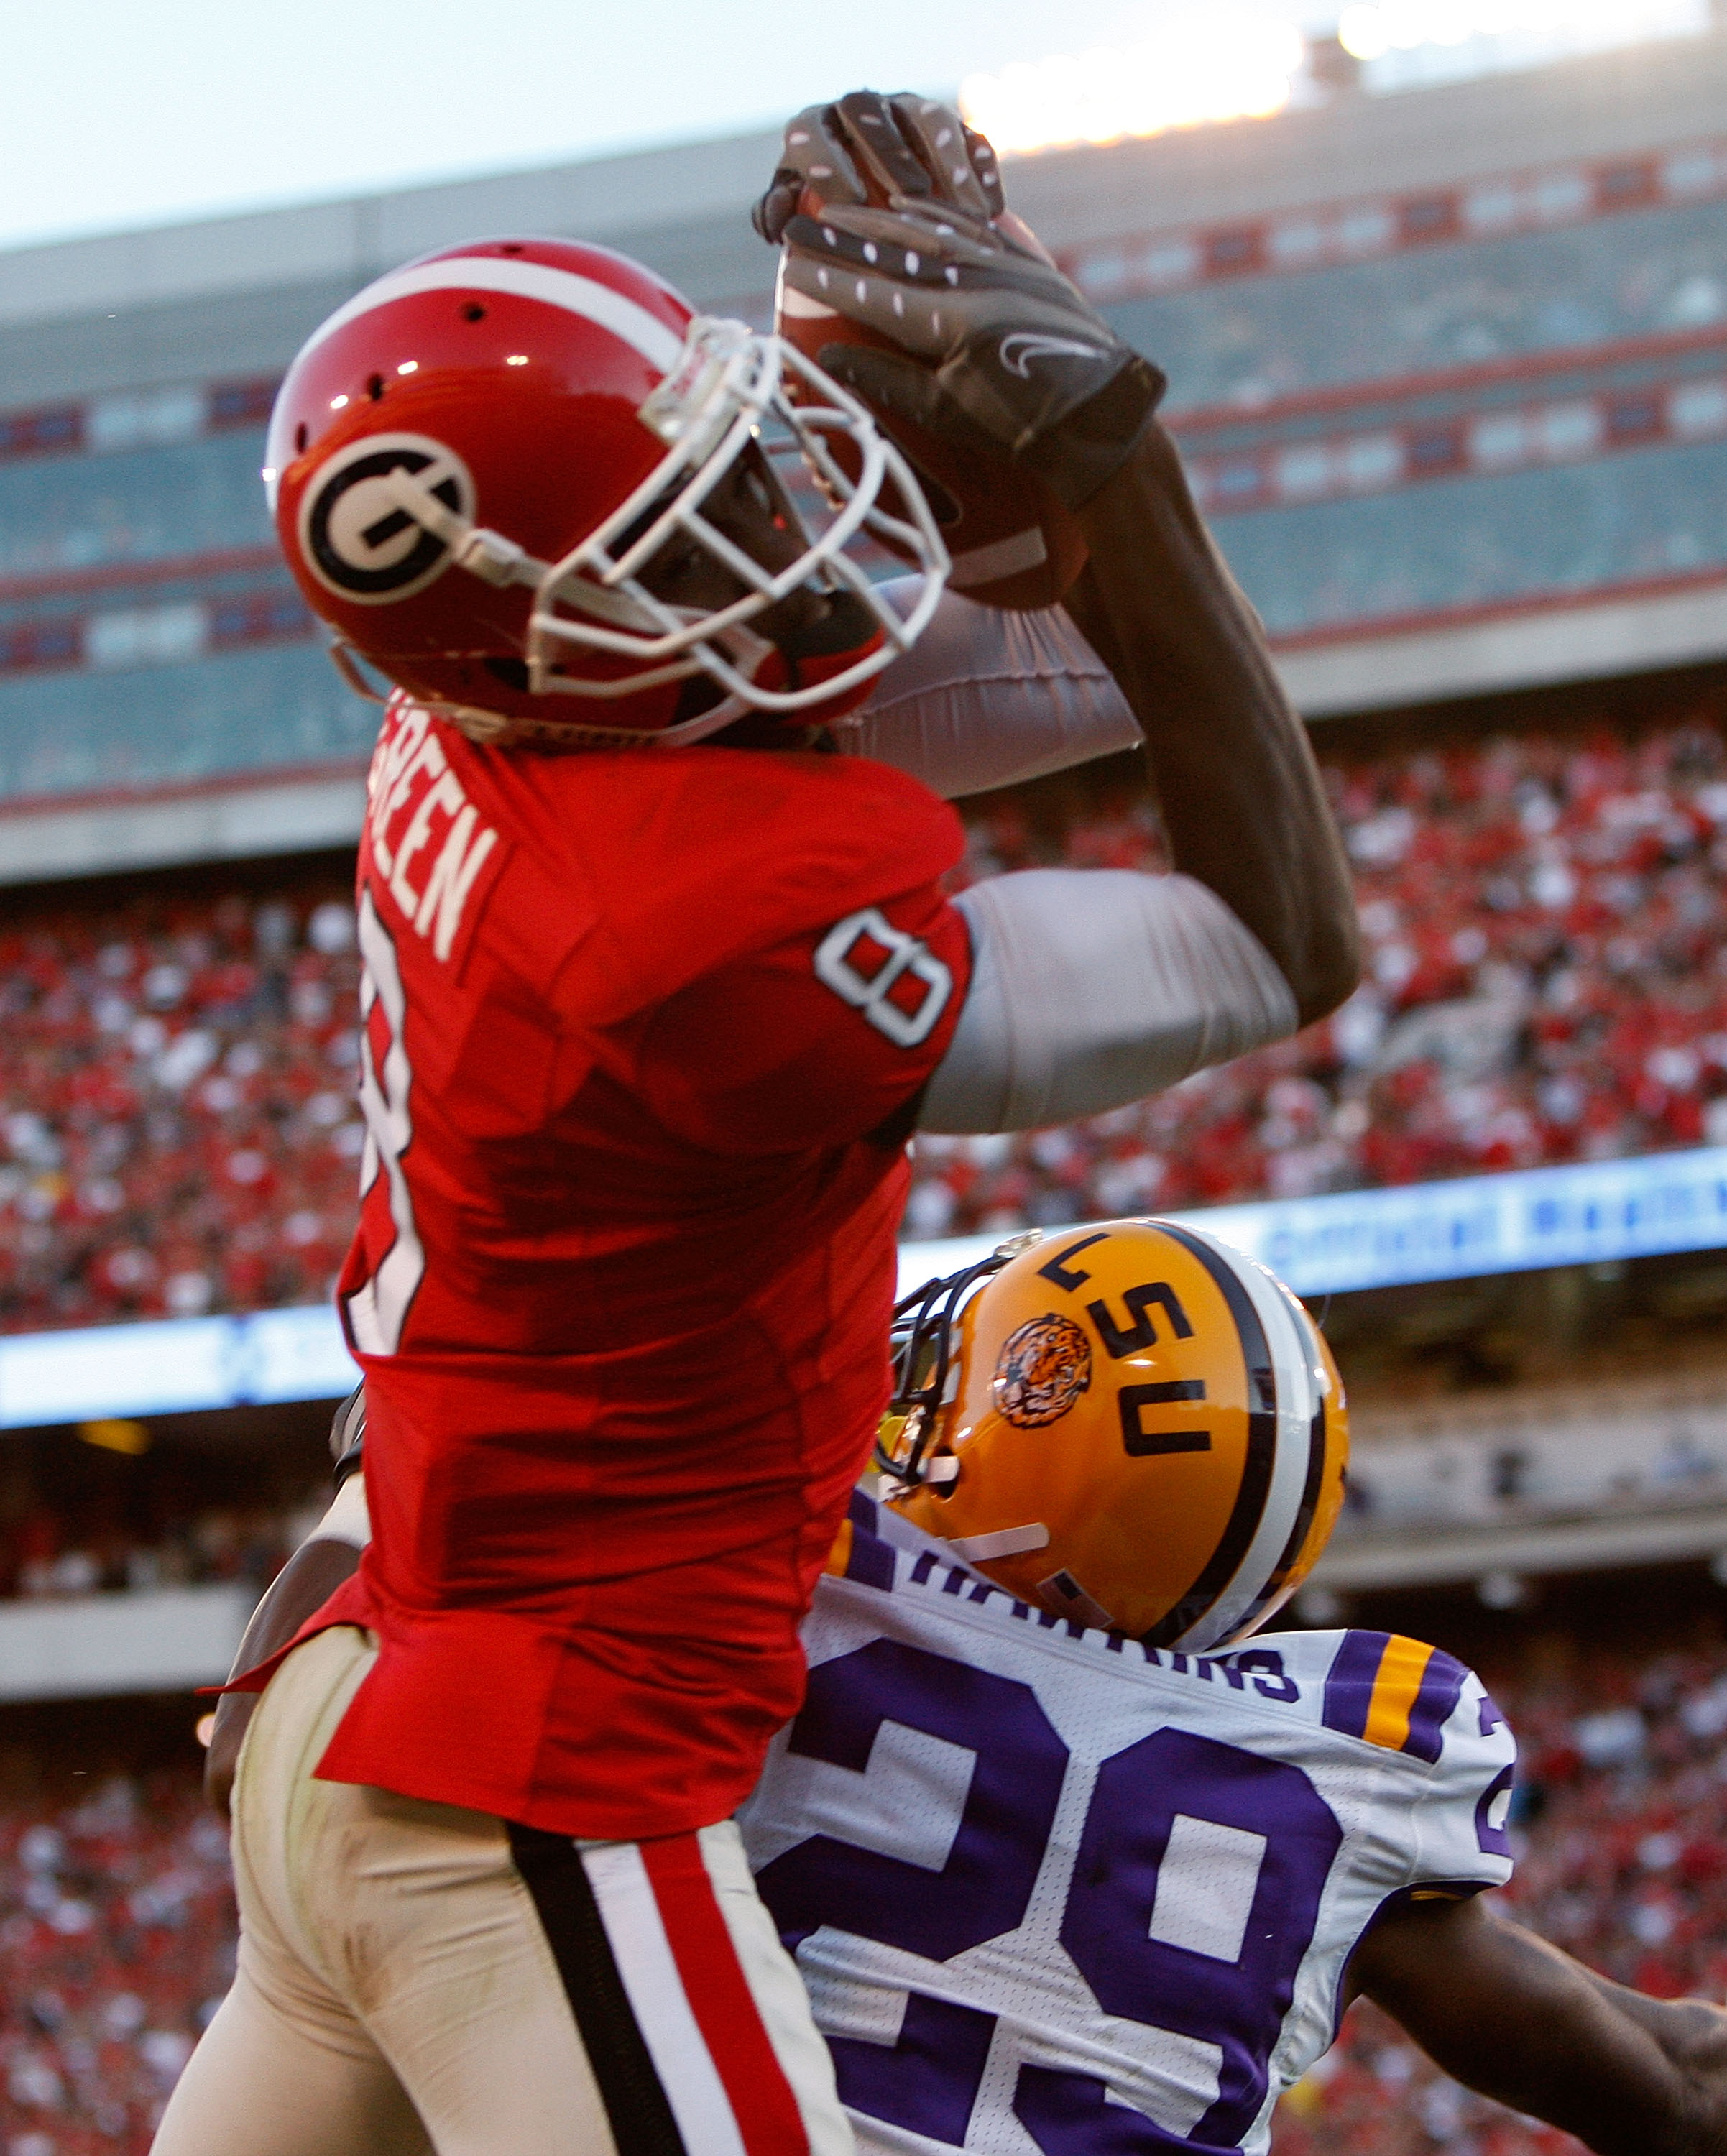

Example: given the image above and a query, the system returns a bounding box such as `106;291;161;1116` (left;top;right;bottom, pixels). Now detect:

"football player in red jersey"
159;94;1357;2156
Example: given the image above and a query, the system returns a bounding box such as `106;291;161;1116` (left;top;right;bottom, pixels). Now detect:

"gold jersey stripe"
1361;1634;1437;1753
824;1519;855;1578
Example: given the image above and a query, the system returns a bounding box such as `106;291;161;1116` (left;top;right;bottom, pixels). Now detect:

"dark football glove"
779;200;1166;512
753;89;1006;242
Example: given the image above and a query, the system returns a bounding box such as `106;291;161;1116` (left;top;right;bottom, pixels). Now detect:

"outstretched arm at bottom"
1351;1891;1727;2156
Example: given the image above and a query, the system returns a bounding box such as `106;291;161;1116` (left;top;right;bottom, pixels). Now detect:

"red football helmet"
265;238;949;746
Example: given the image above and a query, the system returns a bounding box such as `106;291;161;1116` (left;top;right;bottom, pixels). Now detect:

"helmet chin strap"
441;623;880;754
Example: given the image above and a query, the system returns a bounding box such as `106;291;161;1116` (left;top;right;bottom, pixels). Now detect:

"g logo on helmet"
298;433;476;605
993;1314;1091;1429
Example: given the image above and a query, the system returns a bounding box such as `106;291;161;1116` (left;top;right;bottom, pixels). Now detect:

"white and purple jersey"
738;1497;1516;2156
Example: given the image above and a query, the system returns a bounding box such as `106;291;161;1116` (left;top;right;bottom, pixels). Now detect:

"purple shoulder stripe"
1403;1650;1469;1764
1322;1631;1391;1739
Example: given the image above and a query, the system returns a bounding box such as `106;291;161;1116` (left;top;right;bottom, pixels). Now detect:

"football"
776;217;1088;612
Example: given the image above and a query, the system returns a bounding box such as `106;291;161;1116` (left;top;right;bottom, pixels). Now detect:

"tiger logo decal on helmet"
881;1218;1348;1653
993;1314;1091;1428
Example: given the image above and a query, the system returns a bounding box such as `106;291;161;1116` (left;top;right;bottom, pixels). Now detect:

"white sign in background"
896;1144;1727;1303
4;1146;1727;1428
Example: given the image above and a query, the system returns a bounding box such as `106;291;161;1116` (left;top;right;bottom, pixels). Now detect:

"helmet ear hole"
294;423;308;453
367;374;385;402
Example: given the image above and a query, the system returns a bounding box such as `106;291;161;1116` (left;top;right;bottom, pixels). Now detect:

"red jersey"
278;694;970;1840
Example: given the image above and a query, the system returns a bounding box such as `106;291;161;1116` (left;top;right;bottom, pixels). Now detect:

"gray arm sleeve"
309;1473;371;1550
918;870;1299;1133
839;579;1141;798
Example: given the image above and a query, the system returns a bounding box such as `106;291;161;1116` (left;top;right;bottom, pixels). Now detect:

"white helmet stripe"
1166;1225;1320;1654
292;256;686;374
1245;1274;1337;1623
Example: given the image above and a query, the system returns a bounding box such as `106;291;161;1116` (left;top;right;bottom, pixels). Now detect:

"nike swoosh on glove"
780;201;1167;511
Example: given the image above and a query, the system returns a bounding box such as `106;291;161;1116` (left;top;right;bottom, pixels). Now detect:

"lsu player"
164;94;1358;2156
739;1221;1727;2156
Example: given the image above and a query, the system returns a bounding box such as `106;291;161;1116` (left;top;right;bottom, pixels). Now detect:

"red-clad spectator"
6;706;1727;1330
912;709;1727;1238
1;888;362;1332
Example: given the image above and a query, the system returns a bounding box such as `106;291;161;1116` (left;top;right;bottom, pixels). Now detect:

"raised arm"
841;444;1360;1027
1061;432;1359;1026
758;91;1358;1138
1351;1891;1727;2156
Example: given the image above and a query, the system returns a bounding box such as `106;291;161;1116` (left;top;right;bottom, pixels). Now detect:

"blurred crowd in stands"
1217;444;1727;642
6;1626;1727;2149
913;705;1727;1240
0;648;376;811
0;433;267;584
0;1775;232;2156
0;883;361;1333
0;1499;310;1607
4;701;1727;1332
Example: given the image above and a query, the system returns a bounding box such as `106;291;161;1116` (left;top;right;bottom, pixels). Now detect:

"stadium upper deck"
3;24;1727;884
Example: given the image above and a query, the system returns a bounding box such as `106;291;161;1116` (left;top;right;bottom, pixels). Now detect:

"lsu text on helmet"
264;238;949;748
881;1218;1348;1652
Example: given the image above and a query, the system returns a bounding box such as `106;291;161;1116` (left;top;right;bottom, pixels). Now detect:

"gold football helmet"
881;1219;1347;1651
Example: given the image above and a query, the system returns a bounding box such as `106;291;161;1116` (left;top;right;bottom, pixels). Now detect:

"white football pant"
151;1624;851;2156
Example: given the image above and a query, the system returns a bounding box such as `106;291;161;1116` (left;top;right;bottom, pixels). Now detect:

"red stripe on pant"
640;1835;810;2155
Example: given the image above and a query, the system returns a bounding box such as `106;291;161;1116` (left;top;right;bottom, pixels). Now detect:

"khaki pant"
152;1626;849;2156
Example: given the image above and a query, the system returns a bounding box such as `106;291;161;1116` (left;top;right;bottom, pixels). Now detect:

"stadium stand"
4;1610;1726;2150
0;384;366;807
0;1496;304;1609
7;123;1727;816
917;688;1727;1239
6;686;1727;1332
0;873;361;1333
0;1403;331;1618
1208;440;1727;641
1107;188;1727;414
0;1772;234;2156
